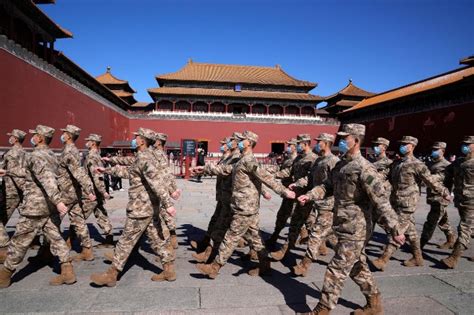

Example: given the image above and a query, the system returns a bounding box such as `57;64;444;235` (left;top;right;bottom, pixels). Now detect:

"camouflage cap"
29;124;55;138
85;133;102;142
462;136;474;144
133;128;156;141
60;124;81;137
315;133;335;143
372;137;390;147
7;129;27;140
432;141;447;150
296;134;311;143
237;130;259;143
337;124;366;137
398;136;418;146
230;132;243;140
220;137;231;144
154;132;168;142
286;138;297;145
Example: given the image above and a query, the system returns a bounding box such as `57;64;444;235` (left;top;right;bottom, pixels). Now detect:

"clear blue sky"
43;0;474;105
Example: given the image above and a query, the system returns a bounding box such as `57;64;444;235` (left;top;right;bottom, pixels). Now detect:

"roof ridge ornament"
188;58;193;64
107;66;111;73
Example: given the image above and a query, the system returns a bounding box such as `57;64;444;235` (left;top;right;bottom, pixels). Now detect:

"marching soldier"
371;137;393;180
0;125;76;287
90;128;176;287
298;123;405;314
0;129;27;260
420;142;455;249
442;136;474;268
293;133;339;277
195;131;295;278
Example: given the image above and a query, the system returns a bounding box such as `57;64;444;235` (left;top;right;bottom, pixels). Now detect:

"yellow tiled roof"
325;80;375;101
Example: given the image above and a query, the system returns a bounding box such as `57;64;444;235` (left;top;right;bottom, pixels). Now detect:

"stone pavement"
1;177;473;314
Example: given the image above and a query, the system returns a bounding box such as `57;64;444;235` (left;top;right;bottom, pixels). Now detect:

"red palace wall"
129;119;339;154
362;102;473;156
0;49;130;149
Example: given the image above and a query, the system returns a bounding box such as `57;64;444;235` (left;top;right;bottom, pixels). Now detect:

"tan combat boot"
293;256;312;277
151;262;177;282
90;266;119;287
103;250;114;262
441;244;464;269
170;231;178;249
73;247;94;261
0;247;7;264
403;246;424;267
248;251;271;276
49;262;77;286
271;243;289;261
196;261;221;279
438;233;456;249
318;241;329;256
242;249;258;262
297;227;309;245
310;303;331;315
372;244;396;271
190;235;210;251
351;293;383;315
0;266;13;288
192;245;212;263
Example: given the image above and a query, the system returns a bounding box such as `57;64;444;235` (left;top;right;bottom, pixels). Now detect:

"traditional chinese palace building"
322;80;375;116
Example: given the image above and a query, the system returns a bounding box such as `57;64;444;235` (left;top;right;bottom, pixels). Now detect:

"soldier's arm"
65;153;94;195
109;155;136;166
3;151;27;179
105;165;131;179
87;155;108;196
416;163;449;196
203;162;233;176
31;158;62;206
140;160;173;209
247;159;287;196
274;166;292;179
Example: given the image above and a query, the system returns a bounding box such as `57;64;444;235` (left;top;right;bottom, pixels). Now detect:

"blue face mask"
338;139;348;154
431;150;440;159
60;134;66;144
219;145;225;153
131;139;138;149
227;141;233;149
286;146;292;154
461;144;471;155
314;143;321;153
296;144;303;153
30;138;36;147
399;145;408;155
373;146;381;156
238;141;245;152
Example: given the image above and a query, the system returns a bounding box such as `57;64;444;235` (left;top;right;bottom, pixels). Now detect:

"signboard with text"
182;139;196;157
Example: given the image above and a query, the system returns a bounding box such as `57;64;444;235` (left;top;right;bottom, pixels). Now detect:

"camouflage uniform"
82;134;112;237
296;134;339;261
106;130;174;271
214;131;288;266
307;124;400;311
58;125;94;249
420;142;455;247
0;130;27;248
3;125;71;272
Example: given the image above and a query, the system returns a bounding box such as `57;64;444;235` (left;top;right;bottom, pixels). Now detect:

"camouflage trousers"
320;238;379;310
389;211;419;249
285;203;313;246
271;198;296;235
149;211;174;263
82;199;113;236
306;210;335;260
4;214;71;271
162;208;176;231
210;200;233;245
0;194;21;248
420;203;455;243
112;215;173;271
454;205;474;249
66;201;93;248
216;212;266;265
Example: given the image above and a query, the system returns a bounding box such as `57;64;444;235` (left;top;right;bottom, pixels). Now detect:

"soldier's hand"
56;202;68;217
166;206;176;217
95;167;106;174
0;169;6;177
297;195;310;205
171;189;181;200
88;193;97;201
393;234;405;246
263;191;272;200
284;189;296;199
101;157;111;162
288;183;296;191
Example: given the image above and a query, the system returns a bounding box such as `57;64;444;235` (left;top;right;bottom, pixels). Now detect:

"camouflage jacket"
307;151;400;241
373;155;393;181
274;153;298;187
58;143;93;204
1;144;27;197
289;151;317;195
445;156;474;207
152;148;178;194
229;151;287;215
18;145;62;216
106;149;172;218
296;153;339;211
84;149;108;203
203;149;241;201
389;155;447;212
426;157;451;206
